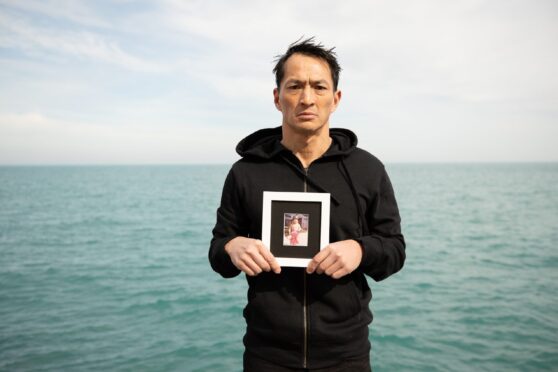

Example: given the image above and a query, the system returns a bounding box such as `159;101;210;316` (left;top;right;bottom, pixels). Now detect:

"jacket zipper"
303;270;308;368
303;167;309;368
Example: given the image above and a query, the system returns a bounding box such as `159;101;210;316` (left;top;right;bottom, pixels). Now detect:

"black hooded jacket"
209;127;405;369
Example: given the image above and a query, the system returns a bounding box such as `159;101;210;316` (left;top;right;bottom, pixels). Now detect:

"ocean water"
0;164;557;371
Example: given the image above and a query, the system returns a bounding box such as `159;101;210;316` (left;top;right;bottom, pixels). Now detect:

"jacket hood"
236;126;358;159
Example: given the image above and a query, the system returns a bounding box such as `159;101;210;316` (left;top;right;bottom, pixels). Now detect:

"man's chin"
286;121;328;135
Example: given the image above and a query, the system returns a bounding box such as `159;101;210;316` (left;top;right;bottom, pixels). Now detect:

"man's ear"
331;89;342;113
273;88;282;111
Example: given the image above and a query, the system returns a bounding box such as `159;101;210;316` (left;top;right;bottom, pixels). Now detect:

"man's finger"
307;247;330;274
331;267;350;279
243;256;263;276
324;259;343;276
259;245;281;274
237;262;256;276
250;249;272;272
316;251;337;274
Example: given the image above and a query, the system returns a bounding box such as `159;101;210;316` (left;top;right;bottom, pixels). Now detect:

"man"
209;38;405;371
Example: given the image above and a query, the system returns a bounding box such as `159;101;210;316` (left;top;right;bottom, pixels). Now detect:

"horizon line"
1;161;557;167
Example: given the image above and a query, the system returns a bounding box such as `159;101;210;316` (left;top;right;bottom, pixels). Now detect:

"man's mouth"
297;112;317;119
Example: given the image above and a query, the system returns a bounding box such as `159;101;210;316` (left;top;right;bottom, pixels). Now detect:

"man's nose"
300;86;315;105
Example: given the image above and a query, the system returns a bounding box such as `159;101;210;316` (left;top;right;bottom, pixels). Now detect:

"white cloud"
158;0;558;105
0;11;161;72
0;0;556;163
0;0;111;29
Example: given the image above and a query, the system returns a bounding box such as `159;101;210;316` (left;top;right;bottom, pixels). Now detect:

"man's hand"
306;240;363;279
225;237;281;276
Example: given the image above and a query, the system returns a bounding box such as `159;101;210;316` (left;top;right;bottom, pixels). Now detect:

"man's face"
274;53;341;134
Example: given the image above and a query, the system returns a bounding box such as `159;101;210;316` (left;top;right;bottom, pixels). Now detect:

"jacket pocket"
309;274;362;324
243;271;303;350
308;273;372;349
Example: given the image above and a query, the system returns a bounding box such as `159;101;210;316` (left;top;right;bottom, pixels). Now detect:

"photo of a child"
283;213;309;247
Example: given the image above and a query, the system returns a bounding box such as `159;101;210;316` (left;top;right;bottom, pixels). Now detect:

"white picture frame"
262;191;330;267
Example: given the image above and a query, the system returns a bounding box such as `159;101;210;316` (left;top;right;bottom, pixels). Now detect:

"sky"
0;0;557;164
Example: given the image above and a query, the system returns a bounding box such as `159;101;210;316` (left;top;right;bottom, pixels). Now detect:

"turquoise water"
1;164;557;371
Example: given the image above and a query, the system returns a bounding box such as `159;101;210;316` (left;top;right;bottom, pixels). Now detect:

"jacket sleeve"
208;168;247;278
356;167;406;281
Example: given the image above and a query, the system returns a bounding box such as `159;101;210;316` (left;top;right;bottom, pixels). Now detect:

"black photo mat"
270;201;322;259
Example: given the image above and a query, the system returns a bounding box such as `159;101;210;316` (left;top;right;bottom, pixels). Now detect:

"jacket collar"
236;126;358;160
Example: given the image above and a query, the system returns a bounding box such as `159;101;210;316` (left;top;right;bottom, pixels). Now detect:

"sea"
1;164;557;371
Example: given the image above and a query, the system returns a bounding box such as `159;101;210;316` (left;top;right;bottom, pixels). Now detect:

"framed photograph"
262;191;330;267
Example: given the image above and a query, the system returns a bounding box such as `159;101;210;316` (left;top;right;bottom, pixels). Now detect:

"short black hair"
273;37;341;91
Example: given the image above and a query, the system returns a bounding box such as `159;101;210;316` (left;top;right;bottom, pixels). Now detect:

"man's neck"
281;124;332;169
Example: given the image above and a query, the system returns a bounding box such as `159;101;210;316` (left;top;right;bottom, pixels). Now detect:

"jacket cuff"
212;236;241;278
355;235;384;270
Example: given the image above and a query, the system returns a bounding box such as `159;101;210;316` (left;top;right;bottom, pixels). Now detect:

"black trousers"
243;352;372;372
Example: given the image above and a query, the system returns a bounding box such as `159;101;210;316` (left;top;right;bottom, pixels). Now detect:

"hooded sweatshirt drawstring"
341;157;370;237
280;152;369;238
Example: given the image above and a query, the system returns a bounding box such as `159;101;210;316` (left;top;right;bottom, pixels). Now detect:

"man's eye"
288;85;300;89
316;86;327;90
